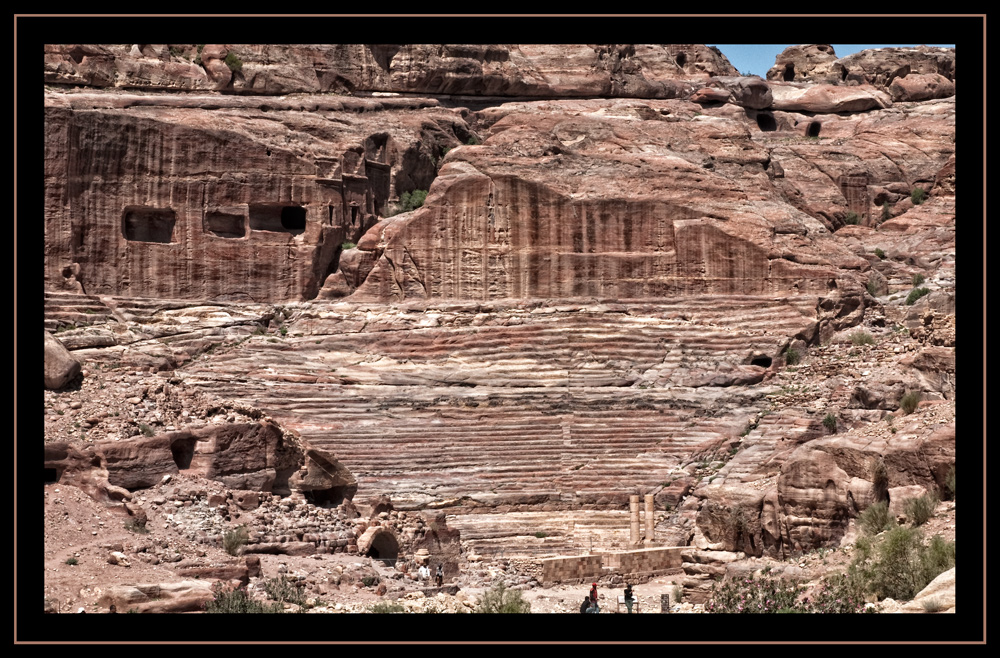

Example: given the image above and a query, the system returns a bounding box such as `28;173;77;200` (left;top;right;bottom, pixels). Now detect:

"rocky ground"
41;304;957;618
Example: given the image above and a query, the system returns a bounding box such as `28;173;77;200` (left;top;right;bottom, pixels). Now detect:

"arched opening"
783;63;795;82
807;121;821;137
44;467;60;484
675;52;687;68
170;437;197;470
304;485;351;508
365;530;399;566
756;113;777;132
750;356;772;368
841;66;849;81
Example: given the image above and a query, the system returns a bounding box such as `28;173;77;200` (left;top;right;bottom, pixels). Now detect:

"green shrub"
204;582;282;614
844;211;861;225
138;423;155;437
899;391;921;415
397;189;428;213
785;347;801;365
65;557;78;566
473;579;532;614
881;202;892;223
911;187;927;205
904;492;939;526
534;531;548;538
361;575;379;587
850;331;875;346
263;575;305;605
341;241;357;250
368;601;407;614
224;52;243;73
865;279;880;296
847;527;955;602
798;573;874;613
874;247;886;259
223;525;249;556
906;287;930;305
858;501;895;536
706;572;802;613
822;413;837;433
466;135;480;145
922;598;944;613
911;273;925;286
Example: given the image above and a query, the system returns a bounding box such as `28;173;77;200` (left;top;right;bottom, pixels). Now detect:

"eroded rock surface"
40;43;961;618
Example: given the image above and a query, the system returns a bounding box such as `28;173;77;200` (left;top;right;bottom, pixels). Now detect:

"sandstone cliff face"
42;44;959;574
44;44;736;97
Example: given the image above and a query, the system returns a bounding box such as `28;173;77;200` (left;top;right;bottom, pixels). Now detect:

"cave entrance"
783;63;795;81
304;485;350;508
756;113;777;132
249;204;307;234
204;211;246;238
122;207;176;243
170;437;197;470
750;356;773;368
807;121;822;137
365;530;399;566
44;467;60;484
675;52;687;68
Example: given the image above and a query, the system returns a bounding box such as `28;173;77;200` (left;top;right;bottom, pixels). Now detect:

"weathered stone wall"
539;547;684;584
539;554;604;584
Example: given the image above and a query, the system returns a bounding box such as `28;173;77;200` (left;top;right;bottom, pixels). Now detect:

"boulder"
44;331;81;389
98;580;218;613
888;73;955;102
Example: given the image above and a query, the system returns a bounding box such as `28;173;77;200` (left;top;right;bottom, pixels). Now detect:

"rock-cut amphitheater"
40;43;961;620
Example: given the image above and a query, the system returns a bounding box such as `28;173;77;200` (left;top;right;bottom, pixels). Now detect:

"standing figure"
589;582;600;613
435;564;444;587
623;583;635;614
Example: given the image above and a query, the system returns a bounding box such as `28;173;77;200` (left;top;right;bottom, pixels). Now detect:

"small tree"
223;525;249;556
822;413;837;433
859;502;895;535
205;581;283;614
904;493;939;526
785;347;801;365
474;579;531;613
911;187;927;205
224;52;243;73
899;391;921;415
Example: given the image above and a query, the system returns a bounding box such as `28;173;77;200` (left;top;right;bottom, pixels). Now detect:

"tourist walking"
623;584;635;614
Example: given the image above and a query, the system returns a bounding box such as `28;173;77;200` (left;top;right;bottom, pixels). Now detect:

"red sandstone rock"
888;73;955;102
44;331;82;389
766;45;841;83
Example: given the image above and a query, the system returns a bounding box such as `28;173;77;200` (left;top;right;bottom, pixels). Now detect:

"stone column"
629;495;640;546
644;494;655;546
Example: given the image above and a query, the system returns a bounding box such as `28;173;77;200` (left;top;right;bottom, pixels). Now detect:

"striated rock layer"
41;44;959;573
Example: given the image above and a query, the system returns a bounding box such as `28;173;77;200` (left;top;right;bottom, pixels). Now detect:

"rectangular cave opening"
249;204;306;234
121;206;176;243
170;437;198;470
204;210;247;238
